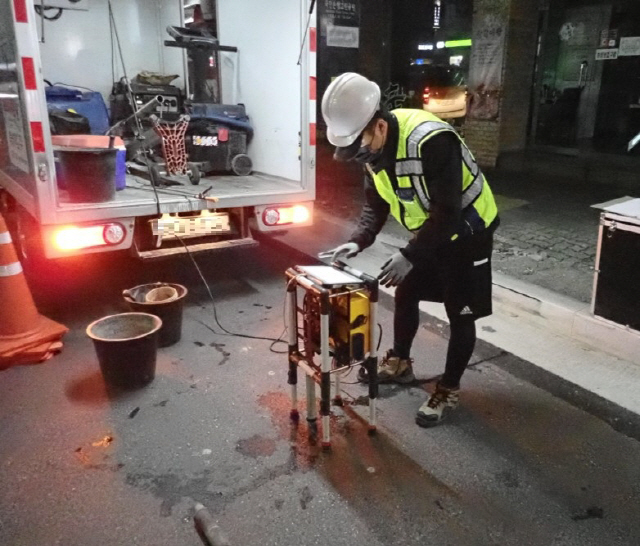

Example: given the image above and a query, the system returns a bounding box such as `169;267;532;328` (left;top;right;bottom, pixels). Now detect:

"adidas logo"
460;306;473;315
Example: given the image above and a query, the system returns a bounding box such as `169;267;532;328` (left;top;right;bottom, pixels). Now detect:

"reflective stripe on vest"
406;120;448;210
404;117;484;211
395;159;423;177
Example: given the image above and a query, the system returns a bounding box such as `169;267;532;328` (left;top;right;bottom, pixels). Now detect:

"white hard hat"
322;73;381;148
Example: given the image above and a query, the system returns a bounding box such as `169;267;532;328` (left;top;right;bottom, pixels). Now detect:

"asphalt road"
1;241;639;546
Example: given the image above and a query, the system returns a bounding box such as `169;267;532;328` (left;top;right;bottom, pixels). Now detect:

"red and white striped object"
12;0;46;154
308;5;317;148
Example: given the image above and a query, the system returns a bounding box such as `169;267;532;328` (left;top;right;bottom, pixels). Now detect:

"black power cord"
107;0;162;217
174;234;289;353
35;5;63;20
296;0;317;66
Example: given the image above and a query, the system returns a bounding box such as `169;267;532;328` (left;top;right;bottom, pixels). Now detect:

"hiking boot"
415;383;460;427
358;350;415;384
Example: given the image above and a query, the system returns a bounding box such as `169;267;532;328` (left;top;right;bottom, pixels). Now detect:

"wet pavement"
1;243;639;545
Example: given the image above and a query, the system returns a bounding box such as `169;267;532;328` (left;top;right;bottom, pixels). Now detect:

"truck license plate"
153;212;230;237
193;135;218;146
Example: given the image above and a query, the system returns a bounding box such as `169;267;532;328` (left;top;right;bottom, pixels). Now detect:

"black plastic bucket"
55;146;117;203
87;312;162;389
123;283;188;347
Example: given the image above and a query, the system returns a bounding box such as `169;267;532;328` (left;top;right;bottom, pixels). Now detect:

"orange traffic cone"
0;213;67;367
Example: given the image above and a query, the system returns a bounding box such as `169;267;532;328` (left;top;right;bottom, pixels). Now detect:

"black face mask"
353;144;383;165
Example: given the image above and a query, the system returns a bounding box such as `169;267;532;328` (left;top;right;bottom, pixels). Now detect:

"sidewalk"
272;209;640;430
316;143;635;303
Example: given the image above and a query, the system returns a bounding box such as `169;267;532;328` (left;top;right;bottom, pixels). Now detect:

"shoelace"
427;390;449;409
381;353;413;369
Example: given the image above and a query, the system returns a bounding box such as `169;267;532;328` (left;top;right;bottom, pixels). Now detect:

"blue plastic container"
45;86;110;135
115;147;126;191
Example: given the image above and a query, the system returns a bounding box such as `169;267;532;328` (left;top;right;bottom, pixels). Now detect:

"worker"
319;73;499;427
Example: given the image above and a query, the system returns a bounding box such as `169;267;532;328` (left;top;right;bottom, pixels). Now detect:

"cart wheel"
187;163;201;185
231;154;253;176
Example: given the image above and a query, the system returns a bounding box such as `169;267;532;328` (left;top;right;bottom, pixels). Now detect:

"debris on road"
194;502;231;546
572;506;605;521
92;435;114;448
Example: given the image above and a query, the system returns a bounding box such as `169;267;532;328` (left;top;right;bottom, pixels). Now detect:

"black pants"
393;225;496;389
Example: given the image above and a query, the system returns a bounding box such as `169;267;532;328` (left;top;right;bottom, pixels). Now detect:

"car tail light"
53;223;126;252
423;87;431;104
262;205;311;227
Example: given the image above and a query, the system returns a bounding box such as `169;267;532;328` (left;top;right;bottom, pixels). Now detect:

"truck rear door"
0;0;57;224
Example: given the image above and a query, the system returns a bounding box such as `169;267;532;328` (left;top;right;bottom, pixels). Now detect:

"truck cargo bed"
54;172;309;223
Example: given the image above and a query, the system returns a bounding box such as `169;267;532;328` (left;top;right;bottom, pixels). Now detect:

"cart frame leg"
368;300;379;433
287;285;299;421
306;374;317;426
320;295;331;449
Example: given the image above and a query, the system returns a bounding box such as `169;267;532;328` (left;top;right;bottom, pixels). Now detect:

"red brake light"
52;223;126;252
262;205;311;226
423;87;430;104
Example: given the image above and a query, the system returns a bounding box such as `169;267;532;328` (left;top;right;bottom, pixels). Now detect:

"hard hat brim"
333;135;363;162
326;126;361;148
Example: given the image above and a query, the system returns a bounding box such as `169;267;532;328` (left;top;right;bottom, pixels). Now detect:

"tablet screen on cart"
297;266;362;287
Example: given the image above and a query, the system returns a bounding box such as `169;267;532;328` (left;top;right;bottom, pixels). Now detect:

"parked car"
407;64;468;120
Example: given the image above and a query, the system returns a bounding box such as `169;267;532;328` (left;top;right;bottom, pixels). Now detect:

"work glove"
318;242;360;262
378;252;413;287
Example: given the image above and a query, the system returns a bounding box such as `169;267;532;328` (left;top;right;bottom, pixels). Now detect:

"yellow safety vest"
368;109;498;234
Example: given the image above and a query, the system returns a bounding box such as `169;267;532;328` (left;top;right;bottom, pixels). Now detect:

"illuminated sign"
445;39;472;48
418;39;473;52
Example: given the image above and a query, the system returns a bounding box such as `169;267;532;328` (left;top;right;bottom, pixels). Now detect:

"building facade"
466;0;640;167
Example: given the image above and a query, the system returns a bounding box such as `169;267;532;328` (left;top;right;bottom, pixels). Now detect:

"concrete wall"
464;0;507;167
498;0;539;153
465;119;501;167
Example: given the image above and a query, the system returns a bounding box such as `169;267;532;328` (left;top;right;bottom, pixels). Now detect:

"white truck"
0;0;316;262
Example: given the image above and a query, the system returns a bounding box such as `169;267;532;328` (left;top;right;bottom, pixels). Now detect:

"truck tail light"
262;205;311;227
53;223;126;252
423;86;431;104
